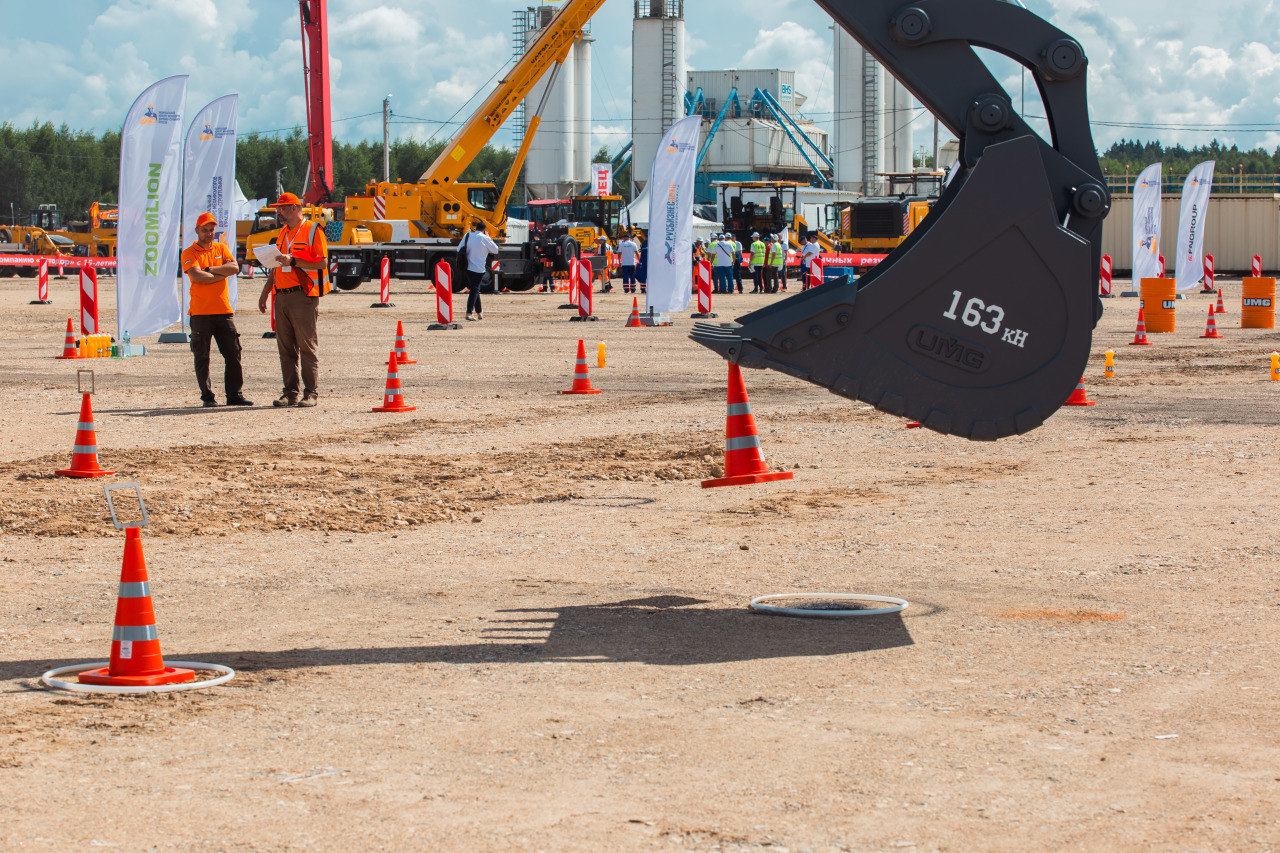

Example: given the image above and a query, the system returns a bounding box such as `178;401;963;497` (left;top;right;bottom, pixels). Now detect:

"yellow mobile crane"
331;0;608;291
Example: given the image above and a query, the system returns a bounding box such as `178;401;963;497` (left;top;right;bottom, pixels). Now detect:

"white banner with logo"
644;115;702;314
182;95;239;316
591;163;612;197
1174;160;1215;291
117;75;188;338
1131;162;1162;283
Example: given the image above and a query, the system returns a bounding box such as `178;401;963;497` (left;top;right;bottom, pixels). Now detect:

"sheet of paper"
252;244;284;268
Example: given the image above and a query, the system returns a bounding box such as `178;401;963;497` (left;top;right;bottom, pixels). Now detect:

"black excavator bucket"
692;0;1110;441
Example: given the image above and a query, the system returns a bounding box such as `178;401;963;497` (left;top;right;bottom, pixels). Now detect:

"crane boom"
417;0;608;186
299;0;333;204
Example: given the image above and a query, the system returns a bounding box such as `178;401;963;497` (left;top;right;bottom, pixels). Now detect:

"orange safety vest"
274;220;329;297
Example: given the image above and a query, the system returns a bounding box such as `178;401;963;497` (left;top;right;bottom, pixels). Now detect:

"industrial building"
512;0;923;205
685;69;833;204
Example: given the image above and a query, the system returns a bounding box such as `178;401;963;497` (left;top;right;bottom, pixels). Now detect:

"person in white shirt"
800;233;822;289
617;234;640;294
714;233;736;293
460;221;499;320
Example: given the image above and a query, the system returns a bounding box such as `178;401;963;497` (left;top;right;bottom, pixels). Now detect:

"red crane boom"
298;0;333;204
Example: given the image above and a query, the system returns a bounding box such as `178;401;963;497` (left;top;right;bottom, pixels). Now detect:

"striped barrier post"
692;259;715;318
1202;253;1215;293
32;258;52;304
371;255;393;307
429;260;459;330
79;267;98;336
1100;254;1112;297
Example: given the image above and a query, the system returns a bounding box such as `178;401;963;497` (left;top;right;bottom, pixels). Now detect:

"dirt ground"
0;271;1277;852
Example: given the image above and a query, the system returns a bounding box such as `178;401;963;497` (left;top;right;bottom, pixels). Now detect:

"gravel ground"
0;273;1277;852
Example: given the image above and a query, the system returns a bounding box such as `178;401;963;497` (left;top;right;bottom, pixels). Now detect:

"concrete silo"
832;25;913;194
631;0;686;195
515;5;592;199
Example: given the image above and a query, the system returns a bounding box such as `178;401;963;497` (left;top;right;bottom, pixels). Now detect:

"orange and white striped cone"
560;339;602;395
625;297;642;327
1200;304;1224;339
1129;308;1153;346
393;320;417;364
78;527;195;687
54;393;114;478
55;317;82;359
1216;288;1227;314
1063;376;1096;407
372;350;416;412
702;363;795;488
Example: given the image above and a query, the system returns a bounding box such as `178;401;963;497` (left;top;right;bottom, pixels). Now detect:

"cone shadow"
2;596;914;681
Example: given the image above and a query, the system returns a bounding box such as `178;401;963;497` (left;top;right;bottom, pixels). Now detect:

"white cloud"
2;0;1278;158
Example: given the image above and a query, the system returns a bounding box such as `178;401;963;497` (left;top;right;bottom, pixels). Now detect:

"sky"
4;0;1280;163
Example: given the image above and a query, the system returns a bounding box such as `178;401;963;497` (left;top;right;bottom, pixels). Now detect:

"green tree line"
0;121;525;224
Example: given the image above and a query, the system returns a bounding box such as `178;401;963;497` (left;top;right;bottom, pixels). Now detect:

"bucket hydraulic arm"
693;0;1110;441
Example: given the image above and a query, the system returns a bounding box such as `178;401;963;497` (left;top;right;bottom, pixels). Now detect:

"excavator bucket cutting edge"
692;0;1110;441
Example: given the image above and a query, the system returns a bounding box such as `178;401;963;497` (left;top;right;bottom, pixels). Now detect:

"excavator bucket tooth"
694;0;1109;441
692;137;1094;441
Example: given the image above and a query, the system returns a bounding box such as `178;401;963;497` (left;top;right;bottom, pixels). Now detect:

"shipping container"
1101;195;1280;274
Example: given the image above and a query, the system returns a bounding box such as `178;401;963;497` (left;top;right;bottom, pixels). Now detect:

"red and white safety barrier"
380;256;391;301
1100;254;1112;296
809;256;824;290
1252;254;1262;277
694;259;712;313
37;258;49;302
435;261;454;325
79;267;98;336
1202;253;1215;292
0;254;116;269
576;257;593;319
1158;254;1166;278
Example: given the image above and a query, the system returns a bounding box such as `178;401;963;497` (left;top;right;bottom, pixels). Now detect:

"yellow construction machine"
329;0;610;291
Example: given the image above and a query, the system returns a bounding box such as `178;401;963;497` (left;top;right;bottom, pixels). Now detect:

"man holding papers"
257;192;328;408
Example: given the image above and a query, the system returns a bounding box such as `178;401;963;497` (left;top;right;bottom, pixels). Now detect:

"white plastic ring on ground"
749;593;908;618
40;661;236;694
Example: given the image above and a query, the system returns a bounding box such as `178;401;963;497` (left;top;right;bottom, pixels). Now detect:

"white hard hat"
751;231;759;238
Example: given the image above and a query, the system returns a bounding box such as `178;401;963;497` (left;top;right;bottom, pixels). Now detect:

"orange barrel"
1139;277;1177;332
1241;277;1276;329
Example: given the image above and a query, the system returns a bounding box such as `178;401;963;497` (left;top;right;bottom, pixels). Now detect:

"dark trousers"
733;262;743;291
190;314;244;402
466;269;484;315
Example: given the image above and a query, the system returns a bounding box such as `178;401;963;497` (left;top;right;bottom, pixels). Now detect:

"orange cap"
274;192;302;207
195;212;217;228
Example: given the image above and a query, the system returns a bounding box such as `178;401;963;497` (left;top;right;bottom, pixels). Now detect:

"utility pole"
932;117;938;170
383;95;392;183
275;166;288;199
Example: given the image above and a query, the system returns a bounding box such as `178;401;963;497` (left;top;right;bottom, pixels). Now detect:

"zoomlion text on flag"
144;162;162;276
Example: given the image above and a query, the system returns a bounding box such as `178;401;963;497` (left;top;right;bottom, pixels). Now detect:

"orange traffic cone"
1216;288;1227;314
372;350;416;412
702;363;795;488
625;297;642;328
55;318;82;359
1063;376;1096;406
1129;308;1153;345
55;393;114;478
1200;304;1224;339
393;320;417;365
78;526;195;687
561;339;602;395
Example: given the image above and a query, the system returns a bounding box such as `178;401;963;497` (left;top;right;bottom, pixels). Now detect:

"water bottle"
122;329;130;355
